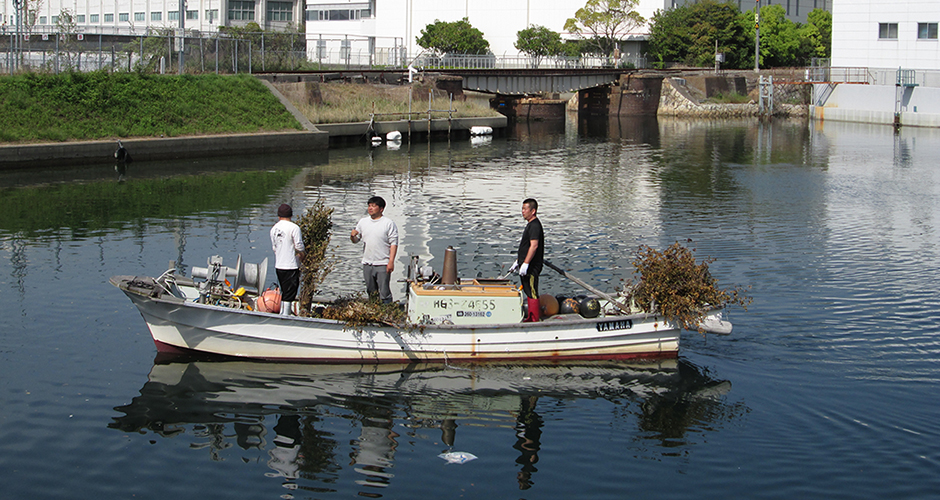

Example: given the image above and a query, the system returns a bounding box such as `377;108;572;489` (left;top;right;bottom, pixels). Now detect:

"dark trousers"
520;273;539;299
363;264;393;303
276;268;301;302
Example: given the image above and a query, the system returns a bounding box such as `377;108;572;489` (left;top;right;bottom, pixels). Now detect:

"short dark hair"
523;198;538;212
368;196;386;209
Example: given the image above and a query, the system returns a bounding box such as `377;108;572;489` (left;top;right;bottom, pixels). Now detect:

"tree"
564;0;645;56
745;4;800;67
416;18;490;55
515;25;562;67
53;9;79;71
648;0;750;69
804;8;832;59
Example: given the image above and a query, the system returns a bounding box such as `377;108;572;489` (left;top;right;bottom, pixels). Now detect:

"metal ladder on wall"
759;75;774;117
894;69;918;128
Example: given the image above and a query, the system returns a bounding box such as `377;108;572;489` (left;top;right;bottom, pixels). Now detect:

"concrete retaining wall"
316;116;507;138
0;131;329;170
658;78;806;118
812;83;940;128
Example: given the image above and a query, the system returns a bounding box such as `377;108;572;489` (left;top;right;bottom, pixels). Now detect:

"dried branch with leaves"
628;241;751;331
297;199;336;316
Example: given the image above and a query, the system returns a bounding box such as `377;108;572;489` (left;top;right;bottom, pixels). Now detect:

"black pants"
520;272;539;300
276;268;301;302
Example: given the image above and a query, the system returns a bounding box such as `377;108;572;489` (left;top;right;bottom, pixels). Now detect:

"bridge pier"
491;95;568;120
580;74;663;117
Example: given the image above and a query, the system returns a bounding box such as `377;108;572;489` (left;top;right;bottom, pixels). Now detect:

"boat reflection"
110;358;736;494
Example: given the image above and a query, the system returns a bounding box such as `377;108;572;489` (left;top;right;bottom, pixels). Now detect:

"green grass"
0;72;302;143
703;92;752;104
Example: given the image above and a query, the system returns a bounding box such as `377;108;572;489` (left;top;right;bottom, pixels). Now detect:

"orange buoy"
256;289;281;313
539;294;559;317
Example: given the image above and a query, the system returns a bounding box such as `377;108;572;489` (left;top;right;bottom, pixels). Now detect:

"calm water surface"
1;117;939;499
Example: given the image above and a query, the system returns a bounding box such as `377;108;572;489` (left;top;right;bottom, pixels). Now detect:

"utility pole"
178;0;185;74
754;0;760;72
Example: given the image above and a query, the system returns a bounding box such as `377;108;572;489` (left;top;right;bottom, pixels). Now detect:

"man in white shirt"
350;196;399;303
270;203;305;315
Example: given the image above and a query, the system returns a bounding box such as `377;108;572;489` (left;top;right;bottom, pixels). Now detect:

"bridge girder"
459;72;621;95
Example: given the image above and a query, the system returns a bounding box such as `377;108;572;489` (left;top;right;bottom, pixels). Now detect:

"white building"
302;0;831;66
831;0;940;71
1;0;303;35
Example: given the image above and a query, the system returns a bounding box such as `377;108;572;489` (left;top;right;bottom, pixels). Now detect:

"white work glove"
508;260;519;273
519;263;529;276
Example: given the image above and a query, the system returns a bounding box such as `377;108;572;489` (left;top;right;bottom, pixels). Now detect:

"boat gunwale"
111;274;675;332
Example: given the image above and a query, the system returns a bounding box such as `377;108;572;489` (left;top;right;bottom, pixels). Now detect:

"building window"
90;14;99;22
229;1;256;21
134;12;145;21
77;14;85;23
307;5;370;21
151;12;161;21
879;23;898;40
186;10;198;20
51;16;58;23
168;11;179;20
918;23;938;40
119;13;129;22
104;13;114;22
39;16;47;24
206;9;219;23
267;2;292;21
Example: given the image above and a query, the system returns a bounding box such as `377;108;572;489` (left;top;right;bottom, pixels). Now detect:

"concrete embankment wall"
812;83;940;128
0;132;328;170
657;78;807;118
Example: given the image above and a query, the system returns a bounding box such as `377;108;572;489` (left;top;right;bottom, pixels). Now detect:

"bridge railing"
409;53;647;70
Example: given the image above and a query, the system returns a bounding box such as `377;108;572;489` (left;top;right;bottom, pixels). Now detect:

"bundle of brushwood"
297;199;336;316
628;241;751;332
319;295;410;328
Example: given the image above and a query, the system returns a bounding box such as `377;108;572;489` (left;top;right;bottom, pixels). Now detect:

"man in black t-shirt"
508;198;544;322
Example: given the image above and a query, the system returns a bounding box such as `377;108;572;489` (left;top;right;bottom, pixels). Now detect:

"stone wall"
658;78;807;118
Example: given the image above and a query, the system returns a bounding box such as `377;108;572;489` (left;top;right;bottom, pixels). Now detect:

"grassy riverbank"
0;72;302;144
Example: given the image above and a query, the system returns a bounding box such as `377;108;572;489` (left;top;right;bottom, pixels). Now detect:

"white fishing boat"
111;250;731;363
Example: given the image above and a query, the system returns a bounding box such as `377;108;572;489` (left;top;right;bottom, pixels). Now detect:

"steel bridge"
438;68;626;95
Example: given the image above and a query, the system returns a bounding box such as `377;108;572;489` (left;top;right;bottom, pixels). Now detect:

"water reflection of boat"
110;358;735;491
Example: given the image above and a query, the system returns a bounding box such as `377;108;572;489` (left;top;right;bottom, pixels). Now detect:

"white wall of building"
1;0;302;34
305;0;673;59
832;0;940;70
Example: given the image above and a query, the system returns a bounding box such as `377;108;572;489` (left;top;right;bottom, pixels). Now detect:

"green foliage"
514;25;563;67
564;0;645;56
297;199;336;315
750;4;801;67
648;0;750;69
804;8;832;59
0;72;301;143
629;242;751;332
416;18;490;55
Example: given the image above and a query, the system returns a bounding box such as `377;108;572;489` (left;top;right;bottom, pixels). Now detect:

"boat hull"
113;275;682;363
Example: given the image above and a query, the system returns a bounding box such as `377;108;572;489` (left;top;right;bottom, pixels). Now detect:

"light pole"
754;0;760;72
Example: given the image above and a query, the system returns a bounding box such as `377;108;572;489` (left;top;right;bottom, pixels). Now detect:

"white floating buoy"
370;135;382;147
386;130;402;141
469;126;493;136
